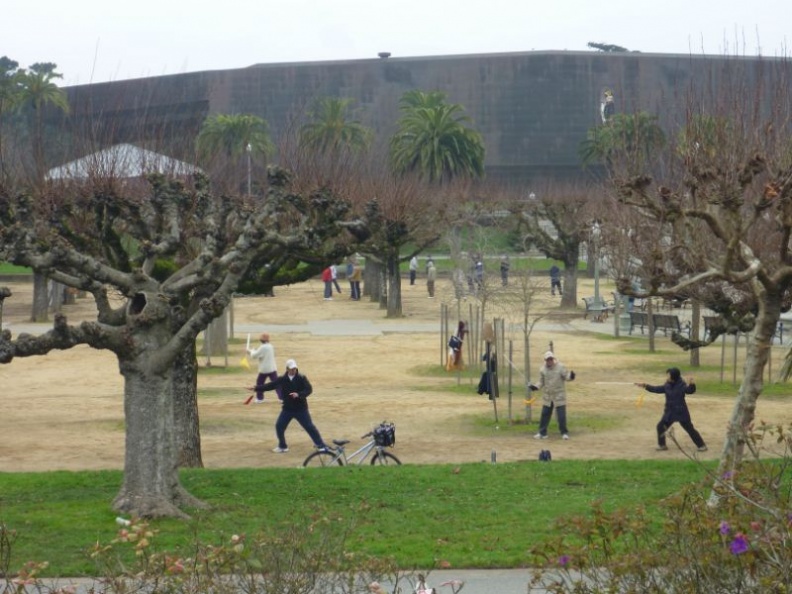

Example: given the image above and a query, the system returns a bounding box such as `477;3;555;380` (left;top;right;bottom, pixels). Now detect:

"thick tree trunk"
203;309;229;360
386;254;403;318
560;260;578;309
714;297;780;482
173;343;203;468
690;300;701;368
365;259;381;302
30;273;48;322
113;367;206;518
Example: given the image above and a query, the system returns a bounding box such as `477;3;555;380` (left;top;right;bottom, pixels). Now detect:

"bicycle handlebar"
361;431;373;439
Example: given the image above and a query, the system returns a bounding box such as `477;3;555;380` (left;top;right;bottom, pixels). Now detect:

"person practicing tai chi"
532;351;575;440
249;358;329;454
635;367;708;452
247;332;279;402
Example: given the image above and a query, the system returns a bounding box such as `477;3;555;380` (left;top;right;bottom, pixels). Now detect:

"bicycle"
302;422;401;467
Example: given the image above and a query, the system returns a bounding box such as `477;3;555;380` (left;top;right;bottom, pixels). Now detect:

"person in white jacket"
533;351;575;440
248;332;280;401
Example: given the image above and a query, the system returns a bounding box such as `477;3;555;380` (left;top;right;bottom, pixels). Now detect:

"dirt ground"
0;274;787;472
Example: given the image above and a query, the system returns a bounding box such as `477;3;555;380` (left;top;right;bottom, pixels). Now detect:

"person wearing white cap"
532;350;575;440
249;358;329;453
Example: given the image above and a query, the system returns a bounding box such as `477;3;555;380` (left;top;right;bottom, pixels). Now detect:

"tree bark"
560;258;578;309
714;295;780;482
113;368;206;518
173;343;203;468
203;309;229;360
30;273;49;322
386;253;403;318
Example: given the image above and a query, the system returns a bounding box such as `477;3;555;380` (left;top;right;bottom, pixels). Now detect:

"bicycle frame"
337;439;381;465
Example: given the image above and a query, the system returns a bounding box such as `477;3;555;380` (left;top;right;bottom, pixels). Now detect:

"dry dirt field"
1;274;788;472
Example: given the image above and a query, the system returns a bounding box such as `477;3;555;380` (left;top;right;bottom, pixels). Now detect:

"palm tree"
16;63;69;323
16;62;69;183
196;113;273;161
0;56;22;181
579;111;666;170
299;97;371;155
390;90;485;183
196;113;274;195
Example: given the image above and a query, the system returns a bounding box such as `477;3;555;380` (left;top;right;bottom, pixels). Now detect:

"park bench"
652;313;690;337
582;297;615;322
628;311;650;335
629;312;689;337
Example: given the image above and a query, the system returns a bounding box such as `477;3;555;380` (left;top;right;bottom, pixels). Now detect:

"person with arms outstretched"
635;367;707;452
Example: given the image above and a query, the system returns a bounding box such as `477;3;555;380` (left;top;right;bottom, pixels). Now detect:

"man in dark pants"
533;351;575;439
250;359;329;453
635;367;707;452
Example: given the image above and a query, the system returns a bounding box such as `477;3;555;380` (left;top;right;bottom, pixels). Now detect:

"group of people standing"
322;258;363;301
409;255;437;298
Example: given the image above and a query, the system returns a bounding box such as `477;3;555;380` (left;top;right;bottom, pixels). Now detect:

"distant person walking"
532;351;575;439
250;358;329;453
409;256;418;285
635;367;707;452
549;264;563;296
500;255;510;286
427;261;437;298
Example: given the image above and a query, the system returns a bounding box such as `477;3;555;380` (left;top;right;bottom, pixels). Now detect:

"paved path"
36;568;542;593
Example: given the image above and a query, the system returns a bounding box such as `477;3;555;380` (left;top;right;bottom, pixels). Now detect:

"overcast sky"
4;0;789;87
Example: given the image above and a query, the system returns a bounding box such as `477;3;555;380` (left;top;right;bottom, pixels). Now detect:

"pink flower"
558;555;570;566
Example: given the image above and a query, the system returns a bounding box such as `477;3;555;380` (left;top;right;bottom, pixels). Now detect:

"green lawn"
0;460;713;576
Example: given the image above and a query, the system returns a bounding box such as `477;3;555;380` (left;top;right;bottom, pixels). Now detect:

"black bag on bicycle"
373;422;396;447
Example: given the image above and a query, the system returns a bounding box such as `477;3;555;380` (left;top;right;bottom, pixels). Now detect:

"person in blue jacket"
635;367;708;452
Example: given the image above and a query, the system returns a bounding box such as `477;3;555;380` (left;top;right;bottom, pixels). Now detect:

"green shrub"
529;422;792;593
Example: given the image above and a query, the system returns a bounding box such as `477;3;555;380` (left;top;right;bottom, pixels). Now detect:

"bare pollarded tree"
608;56;792;484
0;168;367;518
508;182;600;309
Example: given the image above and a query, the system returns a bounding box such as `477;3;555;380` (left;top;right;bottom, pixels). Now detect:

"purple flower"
719;521;731;535
722;470;734;480
730;533;749;555
558;555;570;567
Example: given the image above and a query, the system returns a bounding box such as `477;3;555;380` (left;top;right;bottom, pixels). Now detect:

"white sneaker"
562;434;570;440
272;446;289;453
533;433;548;440
254;398;265;404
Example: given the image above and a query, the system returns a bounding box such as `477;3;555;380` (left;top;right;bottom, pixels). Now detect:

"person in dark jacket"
635;367;707;452
249;358;329;453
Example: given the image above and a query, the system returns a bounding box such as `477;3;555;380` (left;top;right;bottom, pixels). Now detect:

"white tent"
47;143;200;180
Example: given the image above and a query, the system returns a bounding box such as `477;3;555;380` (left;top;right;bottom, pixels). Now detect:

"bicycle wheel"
303;451;343;467
370;451;401;466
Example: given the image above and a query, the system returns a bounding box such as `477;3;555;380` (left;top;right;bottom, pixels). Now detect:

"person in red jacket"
321;266;333;300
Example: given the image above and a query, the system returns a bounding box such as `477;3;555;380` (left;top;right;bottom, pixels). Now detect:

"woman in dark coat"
635;367;708;452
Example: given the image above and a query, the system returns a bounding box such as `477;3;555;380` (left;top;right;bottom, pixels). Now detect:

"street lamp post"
591;221;602;307
246;143;252;195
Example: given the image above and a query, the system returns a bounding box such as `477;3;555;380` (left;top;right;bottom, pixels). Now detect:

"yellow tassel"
240;356;251;370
